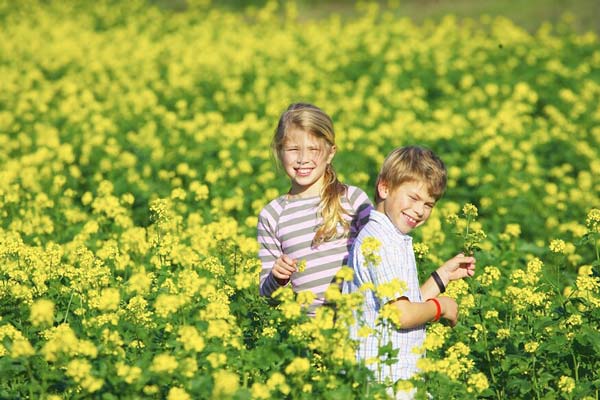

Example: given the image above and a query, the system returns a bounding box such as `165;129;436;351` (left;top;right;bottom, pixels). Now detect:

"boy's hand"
272;254;297;285
438;296;459;327
438;253;476;284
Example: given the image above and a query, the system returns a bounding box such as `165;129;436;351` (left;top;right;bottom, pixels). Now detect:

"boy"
342;146;476;388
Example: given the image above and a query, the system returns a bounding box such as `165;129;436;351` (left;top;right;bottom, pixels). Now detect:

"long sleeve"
347;186;374;243
257;206;284;297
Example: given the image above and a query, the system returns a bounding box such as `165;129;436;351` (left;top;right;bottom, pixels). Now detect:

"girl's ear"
376;179;389;200
326;145;336;164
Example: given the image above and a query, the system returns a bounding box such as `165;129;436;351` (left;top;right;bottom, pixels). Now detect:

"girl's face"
280;127;336;198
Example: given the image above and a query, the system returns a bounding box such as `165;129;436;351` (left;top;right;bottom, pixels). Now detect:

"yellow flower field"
0;1;599;398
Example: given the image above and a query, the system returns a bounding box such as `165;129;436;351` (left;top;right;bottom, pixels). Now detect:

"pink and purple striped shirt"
257;185;373;315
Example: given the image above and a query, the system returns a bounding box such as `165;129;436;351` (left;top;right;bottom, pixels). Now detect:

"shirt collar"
369;209;413;242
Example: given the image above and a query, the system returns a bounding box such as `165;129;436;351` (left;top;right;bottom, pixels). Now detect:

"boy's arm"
391;296;458;328
420;254;476;300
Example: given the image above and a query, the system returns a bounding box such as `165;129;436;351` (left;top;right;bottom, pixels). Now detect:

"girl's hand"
438;253;476;284
272;254;297;285
438;296;459;327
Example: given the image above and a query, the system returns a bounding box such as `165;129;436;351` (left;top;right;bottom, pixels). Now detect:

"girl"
257;103;372;316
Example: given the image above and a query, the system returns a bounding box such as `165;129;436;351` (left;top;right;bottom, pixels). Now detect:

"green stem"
464;216;471;254
376;331;383;382
27;359;35;399
63;291;75;324
572;352;579;382
478;312;501;399
532;356;541;400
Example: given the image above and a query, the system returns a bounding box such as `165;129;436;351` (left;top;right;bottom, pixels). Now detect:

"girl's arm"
348;186;374;239
257;212;289;296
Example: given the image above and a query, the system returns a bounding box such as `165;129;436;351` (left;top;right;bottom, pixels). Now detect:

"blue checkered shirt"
342;210;426;382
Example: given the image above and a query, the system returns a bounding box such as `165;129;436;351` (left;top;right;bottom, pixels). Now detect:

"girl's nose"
297;148;309;164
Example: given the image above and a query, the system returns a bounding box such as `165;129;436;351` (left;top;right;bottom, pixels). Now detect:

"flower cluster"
0;1;599;399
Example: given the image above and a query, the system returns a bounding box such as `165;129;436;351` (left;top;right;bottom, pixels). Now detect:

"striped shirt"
257;185;372;316
342;209;426;382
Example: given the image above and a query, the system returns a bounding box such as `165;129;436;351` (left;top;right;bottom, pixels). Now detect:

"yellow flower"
296;259;307;273
170;188;187;201
395;379;414;393
467;372;489;393
374;278;406;301
116;362;142;384
324;285;342;302
378;302;401;327
143;385;160;395
30;299;55;327
97;288;120;311
11;338;35;358
524;341;539;353
266;372;286;390
497;328;511;339
154;294;186;318
150;353;178;374
66;359;104;393
504;223;521;237
476;266;501;287
167;387;191;400
251;382;271;399
41;324;98;362
413;242;430;259
575;275;600;292
296;290;316;306
212;370;239;398
360;236;382;267
462;203;478;217
207;353;227;368
335;266;354;282
586;208;600;232
357;325;374;338
285;357;310;375
262;326;277;338
549;239;566;253
177;325;205;352
491;347;505;358
423;323;450;351
558;375;575;393
280;301;302;319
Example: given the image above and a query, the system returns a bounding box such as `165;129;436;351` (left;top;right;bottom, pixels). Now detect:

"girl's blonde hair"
375;146;447;203
273;103;348;245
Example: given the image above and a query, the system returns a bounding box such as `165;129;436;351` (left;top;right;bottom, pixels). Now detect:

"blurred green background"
154;0;600;34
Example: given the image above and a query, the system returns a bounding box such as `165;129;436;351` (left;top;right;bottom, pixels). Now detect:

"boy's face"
376;179;436;234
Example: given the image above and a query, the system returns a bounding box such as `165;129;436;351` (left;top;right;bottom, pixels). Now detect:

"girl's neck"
288;181;323;199
286;191;320;200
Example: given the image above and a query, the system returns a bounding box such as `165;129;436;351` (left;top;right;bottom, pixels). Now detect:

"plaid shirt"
343;210;426;382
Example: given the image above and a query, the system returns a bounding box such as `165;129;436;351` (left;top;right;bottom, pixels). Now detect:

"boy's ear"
376;179;389;200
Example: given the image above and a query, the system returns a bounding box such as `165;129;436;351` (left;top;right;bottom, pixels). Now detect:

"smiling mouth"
404;213;418;227
295;168;313;177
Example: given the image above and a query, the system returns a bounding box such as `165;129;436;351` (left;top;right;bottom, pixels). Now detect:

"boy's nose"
414;203;425;217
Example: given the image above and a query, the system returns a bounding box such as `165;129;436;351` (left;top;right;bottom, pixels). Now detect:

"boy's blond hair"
375;146;447;203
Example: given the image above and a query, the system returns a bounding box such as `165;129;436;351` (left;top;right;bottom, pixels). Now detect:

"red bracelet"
427;298;441;322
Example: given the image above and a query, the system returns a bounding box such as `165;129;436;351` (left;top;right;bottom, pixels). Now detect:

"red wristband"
427;298;441;322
